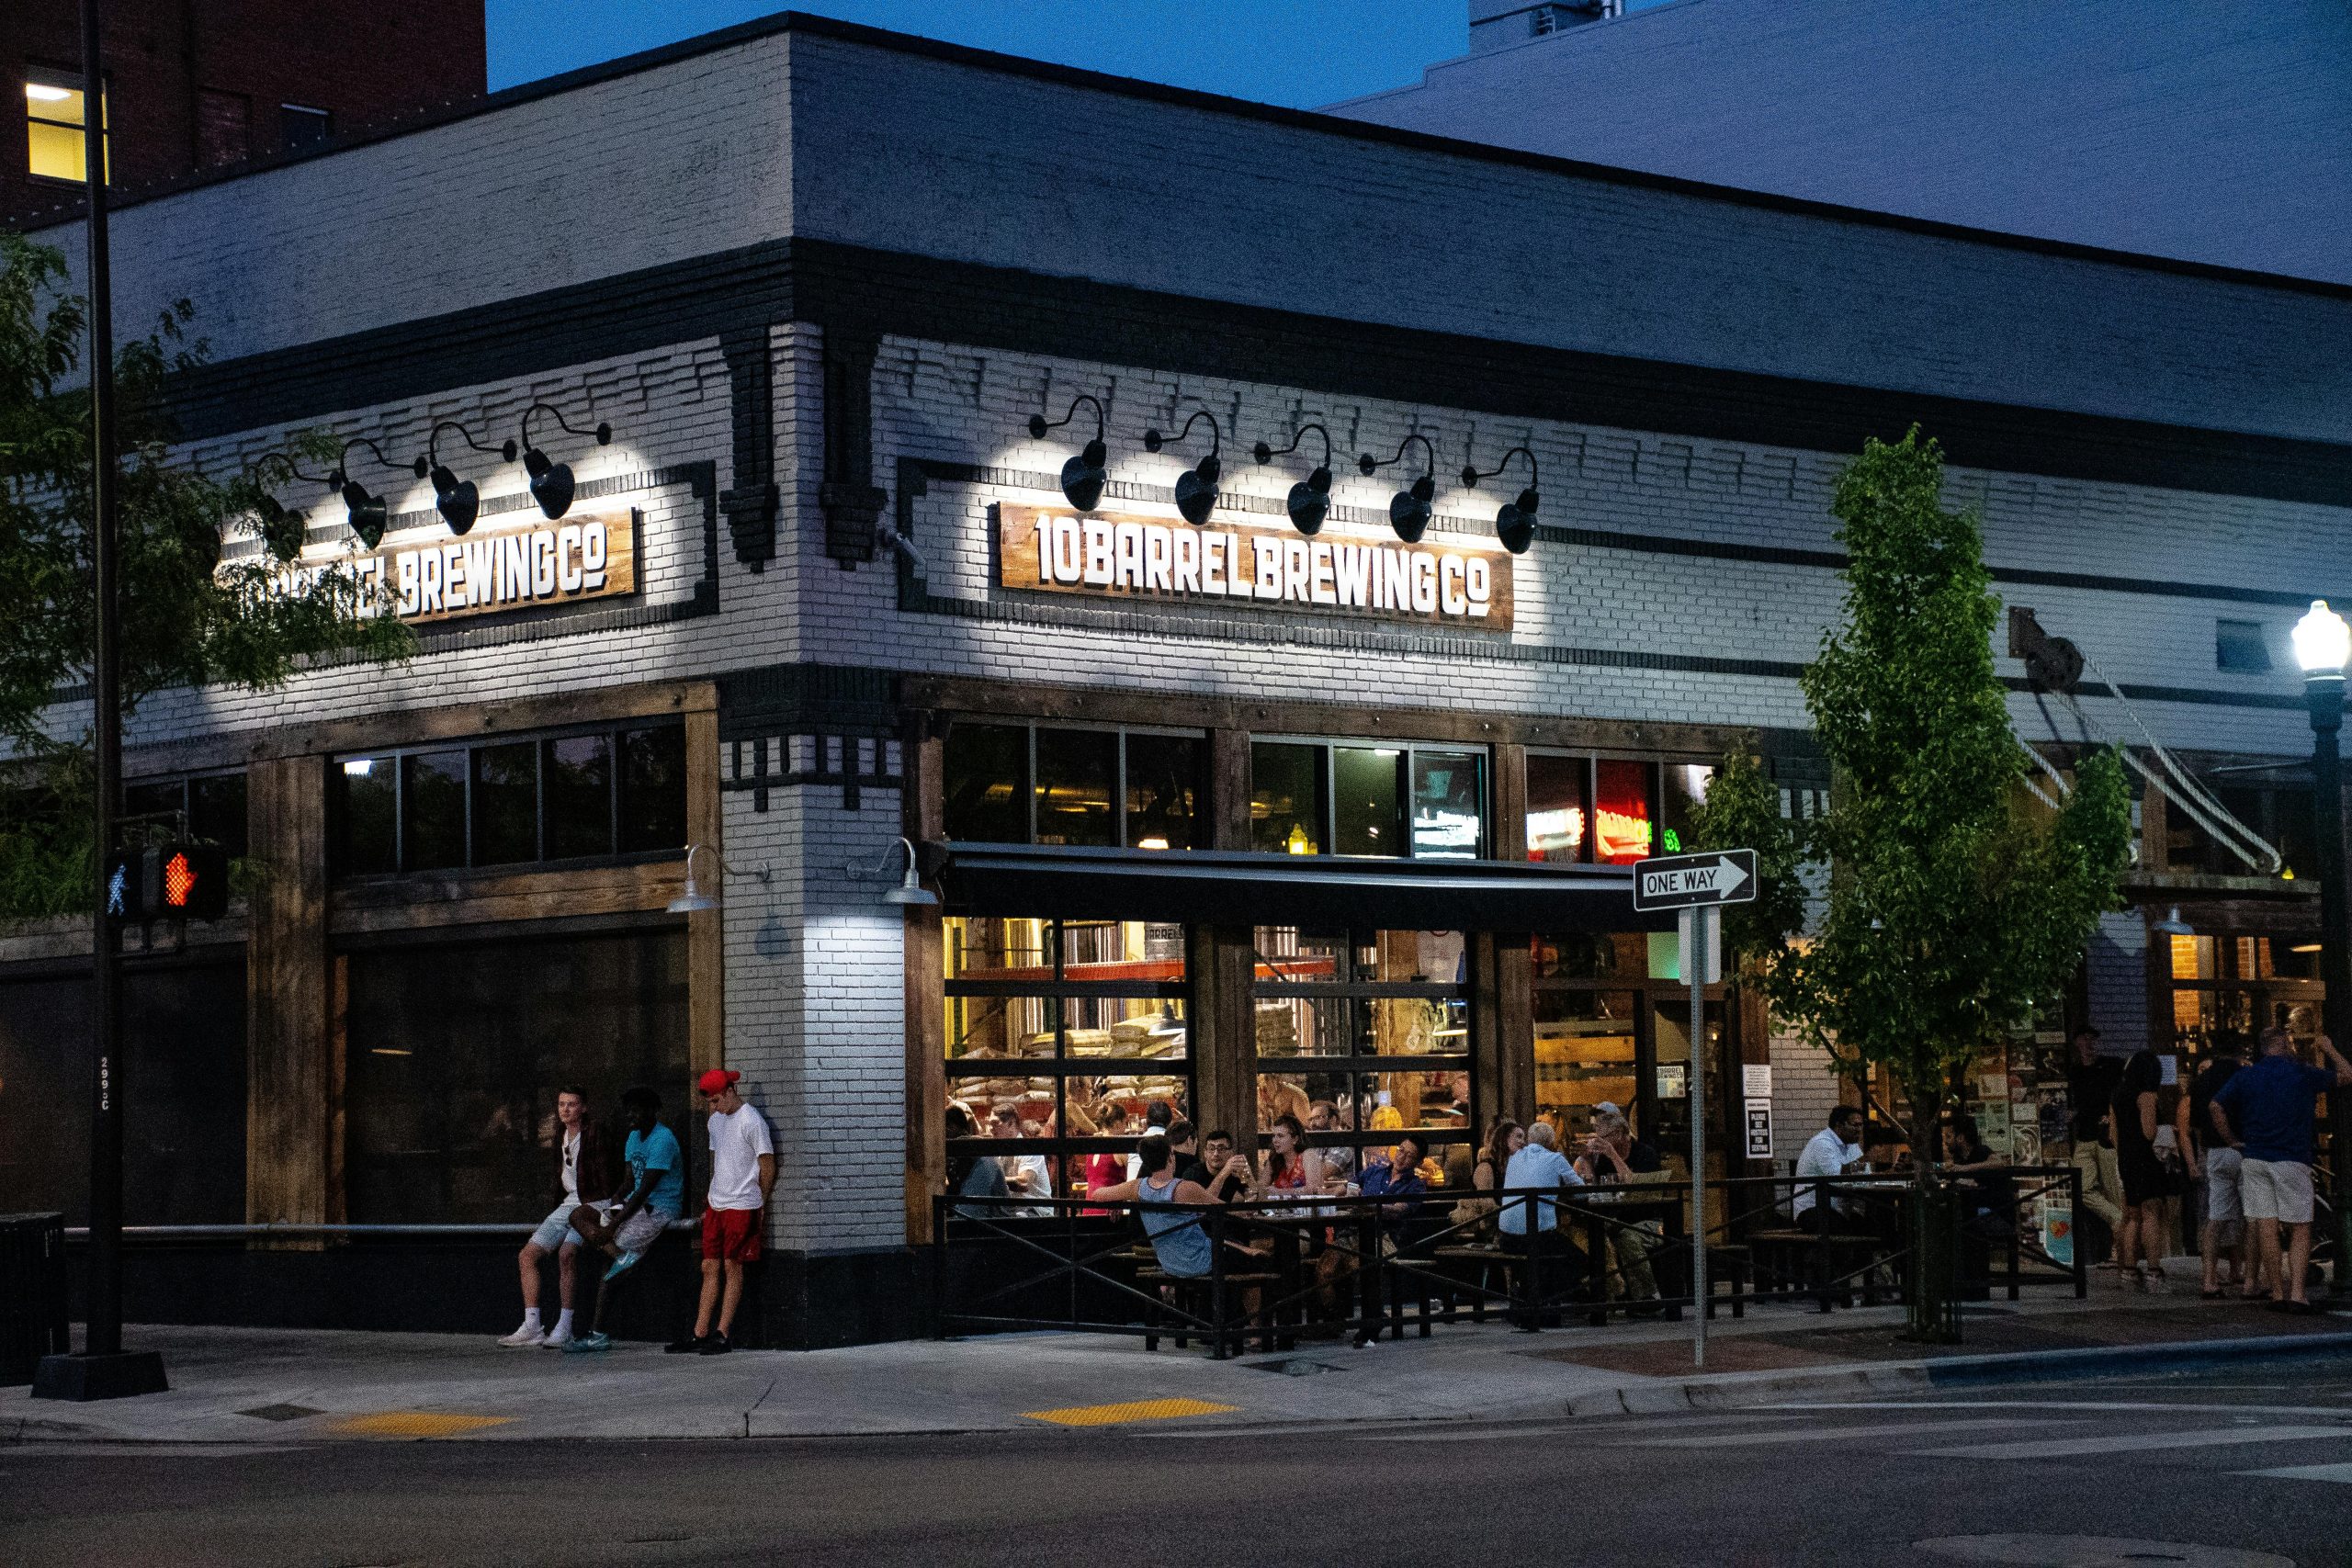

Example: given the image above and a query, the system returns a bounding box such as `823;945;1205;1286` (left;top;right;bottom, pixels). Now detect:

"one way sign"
1633;848;1758;912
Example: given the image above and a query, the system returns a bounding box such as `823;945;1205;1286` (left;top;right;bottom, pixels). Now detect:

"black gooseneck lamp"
1027;395;1110;512
1252;423;1335;537
1461;445;1541;555
412;420;517;537
328;437;404;549
516;403;614;521
244;451;336;563
1359;433;1438;545
1143;410;1223;525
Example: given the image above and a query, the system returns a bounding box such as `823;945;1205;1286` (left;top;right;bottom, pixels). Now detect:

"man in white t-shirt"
1793;1106;1867;1229
671;1068;775;1356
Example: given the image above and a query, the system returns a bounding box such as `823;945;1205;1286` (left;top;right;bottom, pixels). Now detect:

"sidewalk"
9;1287;2350;1446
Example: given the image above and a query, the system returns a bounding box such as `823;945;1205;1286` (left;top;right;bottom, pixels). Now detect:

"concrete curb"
1555;1329;2352;1417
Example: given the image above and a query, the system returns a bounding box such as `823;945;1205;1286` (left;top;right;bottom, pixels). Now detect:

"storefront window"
1526;753;1589;863
334;720;686;876
943;918;1190;1206
1592;759;1653;863
1035;728;1116;847
2164;925;2324;1063
346;928;692;1224
945;723;1206;849
2165;780;2315;878
122;770;250;859
1125;733;1201;851
472;741;538;866
1659;762;1714;856
1255;741;1489;862
1530;930;1724;1160
1333;747;1404;856
1253;927;1471;1184
1251;742;1326;853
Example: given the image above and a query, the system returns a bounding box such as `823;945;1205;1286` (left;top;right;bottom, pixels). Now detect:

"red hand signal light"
163;851;197;909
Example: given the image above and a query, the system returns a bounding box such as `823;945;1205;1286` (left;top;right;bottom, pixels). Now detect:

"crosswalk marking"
1639;1417;2075;1450
1912;1424;2352;1460
2240;1461;2352;1484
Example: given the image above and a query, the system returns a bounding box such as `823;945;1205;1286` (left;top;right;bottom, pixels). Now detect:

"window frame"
120;767;250;859
941;719;1208;851
942;917;1194;1179
1250;736;1494;862
331;717;686;879
24;64;109;187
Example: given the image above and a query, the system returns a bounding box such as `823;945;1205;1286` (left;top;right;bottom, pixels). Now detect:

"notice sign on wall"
999;504;1514;631
352;511;638;625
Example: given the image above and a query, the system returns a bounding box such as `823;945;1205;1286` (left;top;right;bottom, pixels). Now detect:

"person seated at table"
1497;1121;1588;1323
1306;1100;1355;1190
946;1104;1010;1218
1261;1113;1318;1197
1575;1104;1666;1304
1359;1133;1431;1232
1793;1106;1869;1233
1196;1129;1256;1203
1452;1118;1523;1226
1944;1113;2015;1236
1089;1138;1265;1322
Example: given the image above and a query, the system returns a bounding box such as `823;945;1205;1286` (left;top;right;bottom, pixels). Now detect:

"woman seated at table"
1452;1118;1523;1226
1261;1113;1319;1198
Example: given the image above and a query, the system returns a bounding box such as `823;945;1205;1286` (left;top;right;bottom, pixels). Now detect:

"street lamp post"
2291;599;2352;1298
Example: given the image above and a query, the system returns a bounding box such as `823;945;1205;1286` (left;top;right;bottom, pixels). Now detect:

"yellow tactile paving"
326;1411;514;1438
1021;1397;1238;1427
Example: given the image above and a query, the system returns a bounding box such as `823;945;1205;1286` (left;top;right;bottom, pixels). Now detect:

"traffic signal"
102;843;231;923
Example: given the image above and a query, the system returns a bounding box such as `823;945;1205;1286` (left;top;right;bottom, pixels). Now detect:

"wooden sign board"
999;504;1514;632
266;509;639;626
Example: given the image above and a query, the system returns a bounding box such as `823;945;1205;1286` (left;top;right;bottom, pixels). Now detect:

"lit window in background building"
1592;759;1653;863
25;73;107;183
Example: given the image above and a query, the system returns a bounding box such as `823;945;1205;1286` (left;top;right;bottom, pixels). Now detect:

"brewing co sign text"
999;504;1514;630
290;511;638;625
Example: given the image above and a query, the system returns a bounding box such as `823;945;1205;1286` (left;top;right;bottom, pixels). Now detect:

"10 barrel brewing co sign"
998;504;1515;630
266;511;638;625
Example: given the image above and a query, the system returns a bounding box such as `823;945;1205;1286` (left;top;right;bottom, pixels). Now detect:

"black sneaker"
664;1333;713;1354
698;1332;733;1356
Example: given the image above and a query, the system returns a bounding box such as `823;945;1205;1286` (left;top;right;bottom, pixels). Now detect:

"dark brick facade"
2;0;484;228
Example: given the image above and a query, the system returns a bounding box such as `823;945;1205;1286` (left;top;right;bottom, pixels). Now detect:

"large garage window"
1252;926;1472;1186
943;917;1191;1207
345;927;692;1224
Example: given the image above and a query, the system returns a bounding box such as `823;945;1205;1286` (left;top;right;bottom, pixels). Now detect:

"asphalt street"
6;1362;2352;1568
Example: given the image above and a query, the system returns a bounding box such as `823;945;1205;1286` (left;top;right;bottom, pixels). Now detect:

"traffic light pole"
34;0;168;1404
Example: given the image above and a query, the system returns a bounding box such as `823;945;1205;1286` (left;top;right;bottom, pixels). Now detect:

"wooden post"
684;704;725;1086
245;754;331;1237
1192;925;1257;1151
1208;728;1250;852
904;719;946;1244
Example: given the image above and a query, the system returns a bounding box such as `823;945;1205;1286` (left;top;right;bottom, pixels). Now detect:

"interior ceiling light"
328;437;401;550
1251;423;1334;537
412;420;515;537
1359;433;1437;545
1143;410;1223;526
26;84;74;102
516;402;613;521
1027;394;1109;513
1462;445;1541;555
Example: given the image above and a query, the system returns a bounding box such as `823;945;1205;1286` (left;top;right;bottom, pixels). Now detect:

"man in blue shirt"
1496;1121;1586;1325
565;1085;684;1352
2211;1027;2352;1314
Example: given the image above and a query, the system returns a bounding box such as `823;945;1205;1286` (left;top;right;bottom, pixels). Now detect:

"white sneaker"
499;1324;547;1347
541;1324;574;1348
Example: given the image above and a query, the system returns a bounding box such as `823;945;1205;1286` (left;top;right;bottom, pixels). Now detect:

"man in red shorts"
667;1067;774;1356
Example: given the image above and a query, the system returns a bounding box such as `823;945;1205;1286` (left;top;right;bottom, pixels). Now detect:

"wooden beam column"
684;703;725;1086
904;720;946;1244
246;754;331;1233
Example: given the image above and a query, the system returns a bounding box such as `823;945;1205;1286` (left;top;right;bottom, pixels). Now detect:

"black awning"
931;843;1666;932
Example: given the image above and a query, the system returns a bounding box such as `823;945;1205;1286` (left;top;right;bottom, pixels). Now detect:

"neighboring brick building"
0;15;2345;1346
2;0;483;229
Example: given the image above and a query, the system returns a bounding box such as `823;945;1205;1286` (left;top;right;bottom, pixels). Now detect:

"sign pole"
1689;903;1709;1370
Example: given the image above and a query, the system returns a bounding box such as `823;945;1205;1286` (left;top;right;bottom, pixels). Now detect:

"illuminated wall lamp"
1461;445;1541;555
1251;423;1334;536
1359;434;1437;544
329;436;402;549
668;843;725;914
1143;410;1222;525
517;402;613;521
1027;395;1109;512
412;420;516;536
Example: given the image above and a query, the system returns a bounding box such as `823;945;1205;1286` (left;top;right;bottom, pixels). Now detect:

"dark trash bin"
0;1213;71;1386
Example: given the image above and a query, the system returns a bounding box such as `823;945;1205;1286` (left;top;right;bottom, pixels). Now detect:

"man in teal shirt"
565;1085;683;1352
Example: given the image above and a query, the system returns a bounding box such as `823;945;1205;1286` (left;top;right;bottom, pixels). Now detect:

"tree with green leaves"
0;232;410;918
1691;427;2132;1341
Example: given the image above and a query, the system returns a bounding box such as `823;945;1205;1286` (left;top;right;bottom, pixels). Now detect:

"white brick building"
3;14;2345;1344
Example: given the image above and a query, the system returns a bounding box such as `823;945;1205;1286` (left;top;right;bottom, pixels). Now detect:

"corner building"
5;16;2348;1347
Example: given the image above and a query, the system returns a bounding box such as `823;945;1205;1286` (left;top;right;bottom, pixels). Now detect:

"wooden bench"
1136;1266;1280;1353
1747;1228;1886;1311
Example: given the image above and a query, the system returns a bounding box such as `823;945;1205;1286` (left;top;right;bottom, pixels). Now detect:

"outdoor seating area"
933;1169;2089;1356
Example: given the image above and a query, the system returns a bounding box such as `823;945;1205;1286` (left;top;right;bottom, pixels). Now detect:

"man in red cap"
668;1067;774;1354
